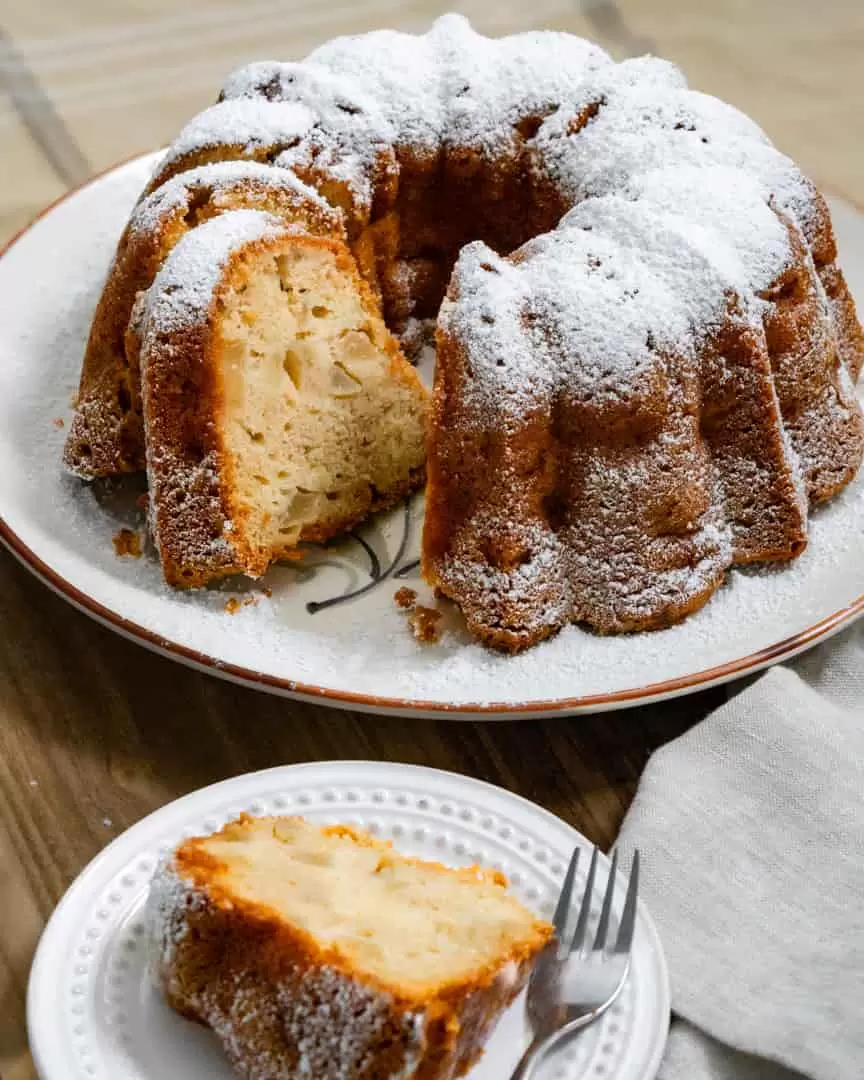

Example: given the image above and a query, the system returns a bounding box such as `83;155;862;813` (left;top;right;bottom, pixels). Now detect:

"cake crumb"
136;493;150;511
409;605;443;643
113;528;142;558
394;586;417;610
224;594;261;614
53;417;65;429
261;586;273;598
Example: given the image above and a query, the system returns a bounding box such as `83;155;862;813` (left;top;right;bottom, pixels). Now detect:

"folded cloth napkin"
616;621;864;1080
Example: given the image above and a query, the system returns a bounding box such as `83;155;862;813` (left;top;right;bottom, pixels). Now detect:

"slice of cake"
137;209;428;587
147;815;551;1079
63;162;345;479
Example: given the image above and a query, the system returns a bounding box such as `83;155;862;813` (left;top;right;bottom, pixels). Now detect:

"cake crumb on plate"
112;528;142;558
409;605;443;643
394;586;417;609
225;594;263;614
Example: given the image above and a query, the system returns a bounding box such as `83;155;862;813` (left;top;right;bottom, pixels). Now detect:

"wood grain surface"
0;2;860;1077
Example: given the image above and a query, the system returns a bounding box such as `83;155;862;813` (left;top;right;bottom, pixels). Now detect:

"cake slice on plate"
147;814;551;1079
137;209;428;587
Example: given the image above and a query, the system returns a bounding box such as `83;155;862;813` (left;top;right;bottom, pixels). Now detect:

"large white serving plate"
2;153;863;717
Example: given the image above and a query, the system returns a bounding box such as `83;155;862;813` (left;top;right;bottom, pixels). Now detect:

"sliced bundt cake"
138;210;427;587
63;14;864;642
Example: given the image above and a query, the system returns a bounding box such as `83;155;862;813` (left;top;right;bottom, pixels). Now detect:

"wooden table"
0;3;861;1077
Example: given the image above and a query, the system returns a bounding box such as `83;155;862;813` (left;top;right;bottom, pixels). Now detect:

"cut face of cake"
147;815;551;1079
139;210;428;587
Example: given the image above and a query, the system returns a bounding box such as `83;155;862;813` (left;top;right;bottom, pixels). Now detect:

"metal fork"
508;845;640;1080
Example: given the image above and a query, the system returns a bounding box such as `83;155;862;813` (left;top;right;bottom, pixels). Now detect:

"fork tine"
551;846;581;942
592;848;618;951
569;846;598;953
615;849;640;954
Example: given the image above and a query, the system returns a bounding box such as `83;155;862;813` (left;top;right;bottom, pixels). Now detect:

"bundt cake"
63;14;864;648
138;209;427;587
147;814;550;1079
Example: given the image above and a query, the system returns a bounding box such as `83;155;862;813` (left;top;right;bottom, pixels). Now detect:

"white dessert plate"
2;153;864;718
27;761;670;1080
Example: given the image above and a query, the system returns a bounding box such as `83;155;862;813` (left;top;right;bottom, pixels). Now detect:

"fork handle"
508;1034;555;1080
508;1013;600;1080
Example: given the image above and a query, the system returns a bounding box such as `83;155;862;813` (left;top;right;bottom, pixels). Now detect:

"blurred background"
0;0;861;245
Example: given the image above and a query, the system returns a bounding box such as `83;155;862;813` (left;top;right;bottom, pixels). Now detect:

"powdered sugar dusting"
437;516;572;637
218;59;397;217
613;164;792;295
221;59;389;126
274;970;422;1079
428;15;611;157
143;209;284;334
146;859;200;969
155;100;317;169
534;60;818;242
23;387;864;709
130;160;334;238
154;99;316;173
444;222;695;420
307;13;612;157
307;21;448;151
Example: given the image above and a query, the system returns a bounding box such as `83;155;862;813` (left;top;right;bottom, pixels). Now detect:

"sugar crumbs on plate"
409;605;443;643
394;586;417;610
52;417;65;428
113;528;143;558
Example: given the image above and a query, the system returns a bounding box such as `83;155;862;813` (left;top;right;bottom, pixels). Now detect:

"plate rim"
2;155;864;718
25;759;671;1080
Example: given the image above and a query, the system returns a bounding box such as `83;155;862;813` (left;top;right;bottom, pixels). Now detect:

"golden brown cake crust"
148;816;550;1080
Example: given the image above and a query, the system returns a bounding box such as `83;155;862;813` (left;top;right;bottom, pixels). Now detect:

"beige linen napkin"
617;623;864;1080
